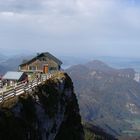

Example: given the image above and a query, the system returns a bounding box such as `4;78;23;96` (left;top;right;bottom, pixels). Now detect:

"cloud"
0;0;140;57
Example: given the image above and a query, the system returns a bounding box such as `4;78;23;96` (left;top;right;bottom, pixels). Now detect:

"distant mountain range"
1;53;140;74
93;56;140;72
61;55;140;72
66;60;140;138
0;54;33;75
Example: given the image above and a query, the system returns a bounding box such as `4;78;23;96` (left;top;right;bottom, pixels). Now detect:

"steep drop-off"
0;72;84;140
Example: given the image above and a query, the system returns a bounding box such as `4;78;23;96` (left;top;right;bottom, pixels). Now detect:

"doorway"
43;65;49;73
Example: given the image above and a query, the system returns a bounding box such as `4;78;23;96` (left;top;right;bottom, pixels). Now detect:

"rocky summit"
0;72;84;140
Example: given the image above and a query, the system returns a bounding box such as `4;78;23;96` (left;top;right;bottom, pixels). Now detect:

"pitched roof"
20;52;62;66
3;71;24;80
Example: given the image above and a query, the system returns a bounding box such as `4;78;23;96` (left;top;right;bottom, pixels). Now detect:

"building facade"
19;52;62;74
2;71;27;86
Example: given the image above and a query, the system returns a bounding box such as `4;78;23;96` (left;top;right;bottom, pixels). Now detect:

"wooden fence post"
14;87;16;96
2;90;4;102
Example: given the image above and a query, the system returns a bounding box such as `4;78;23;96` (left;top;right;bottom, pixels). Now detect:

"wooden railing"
0;74;52;103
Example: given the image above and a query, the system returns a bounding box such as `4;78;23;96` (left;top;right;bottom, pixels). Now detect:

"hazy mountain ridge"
0;54;33;74
1;54;140;74
61;55;140;72
66;60;140;137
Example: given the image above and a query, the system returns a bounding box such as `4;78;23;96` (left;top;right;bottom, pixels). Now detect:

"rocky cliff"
0;72;84;140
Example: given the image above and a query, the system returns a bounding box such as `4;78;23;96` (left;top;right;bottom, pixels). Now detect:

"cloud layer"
0;0;140;57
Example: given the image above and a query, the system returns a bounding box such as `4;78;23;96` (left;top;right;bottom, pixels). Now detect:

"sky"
0;0;140;58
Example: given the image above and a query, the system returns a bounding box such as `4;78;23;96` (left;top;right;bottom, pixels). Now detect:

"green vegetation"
83;123;117;140
122;119;140;136
85;129;104;140
0;96;18;108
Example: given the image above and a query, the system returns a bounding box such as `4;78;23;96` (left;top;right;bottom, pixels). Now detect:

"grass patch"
0;96;18;109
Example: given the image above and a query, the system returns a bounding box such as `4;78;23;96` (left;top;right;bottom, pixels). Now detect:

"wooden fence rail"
0;74;52;103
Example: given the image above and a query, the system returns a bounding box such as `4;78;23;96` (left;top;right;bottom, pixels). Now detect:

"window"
43;58;46;61
40;57;47;61
49;67;57;71
29;66;36;70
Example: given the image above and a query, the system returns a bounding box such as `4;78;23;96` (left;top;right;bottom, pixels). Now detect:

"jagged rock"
0;72;84;140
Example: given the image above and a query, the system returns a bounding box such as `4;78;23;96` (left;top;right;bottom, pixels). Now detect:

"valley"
66;60;140;138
